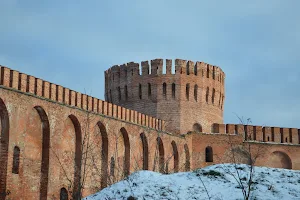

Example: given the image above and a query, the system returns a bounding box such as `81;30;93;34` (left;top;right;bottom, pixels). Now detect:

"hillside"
84;164;300;200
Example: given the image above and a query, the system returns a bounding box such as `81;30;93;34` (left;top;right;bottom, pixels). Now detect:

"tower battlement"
105;58;225;82
105;58;226;134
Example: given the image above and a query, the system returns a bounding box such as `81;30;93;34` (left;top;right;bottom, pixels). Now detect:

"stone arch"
156;137;165;173
140;133;149;170
60;188;68;200
171;141;179;172
193;123;202;132
205;146;213;162
120;127;130;176
68;115;82;199
34;106;50;200
0;98;9;199
184;144;190;171
267;151;292;169
97;121;108;189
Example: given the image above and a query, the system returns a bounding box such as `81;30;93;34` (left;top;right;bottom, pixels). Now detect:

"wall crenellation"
211;123;300;145
0;65;165;131
105;58;225;81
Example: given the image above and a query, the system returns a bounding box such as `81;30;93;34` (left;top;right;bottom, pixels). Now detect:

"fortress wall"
1;63;300;200
188;132;300;170
0;85;190;199
0;66;164;132
105;59;225;134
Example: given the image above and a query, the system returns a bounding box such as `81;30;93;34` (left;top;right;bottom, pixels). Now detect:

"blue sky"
0;0;299;128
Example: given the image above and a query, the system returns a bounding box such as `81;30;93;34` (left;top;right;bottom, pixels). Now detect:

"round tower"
105;58;225;135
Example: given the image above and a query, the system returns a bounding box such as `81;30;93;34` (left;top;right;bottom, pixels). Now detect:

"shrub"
202;170;223;177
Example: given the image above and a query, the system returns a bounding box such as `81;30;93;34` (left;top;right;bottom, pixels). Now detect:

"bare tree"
217;116;265;200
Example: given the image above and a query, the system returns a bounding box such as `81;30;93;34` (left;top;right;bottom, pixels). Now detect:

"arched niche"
184;144;190;171
267;151;292;169
120;127;130;177
156;137;165;173
140;133;149;170
68;115;82;199
171;141;179;172
35;106;50;200
0;98;9;199
96;121;108;189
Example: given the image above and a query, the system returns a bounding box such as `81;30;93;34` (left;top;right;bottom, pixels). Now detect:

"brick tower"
105;58;225;134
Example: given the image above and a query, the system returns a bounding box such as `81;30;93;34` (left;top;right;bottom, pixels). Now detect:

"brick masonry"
0;61;299;199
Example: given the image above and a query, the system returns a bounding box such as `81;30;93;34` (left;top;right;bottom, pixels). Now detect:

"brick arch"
0;98;9;200
184;144;190;171
156;137;165;173
96;121;108;189
34;106;50;200
120;127;130;176
59;187;68;200
140;133;148;170
171;141;179;172
268;151;292;169
68;115;82;199
193;123;202;132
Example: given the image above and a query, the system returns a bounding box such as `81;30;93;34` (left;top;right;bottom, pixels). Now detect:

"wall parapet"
0;65;165;131
211;123;300;145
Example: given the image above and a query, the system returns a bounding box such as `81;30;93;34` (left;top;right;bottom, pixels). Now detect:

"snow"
84;164;300;200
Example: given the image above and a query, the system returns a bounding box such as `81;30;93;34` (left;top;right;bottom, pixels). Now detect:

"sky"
0;0;299;128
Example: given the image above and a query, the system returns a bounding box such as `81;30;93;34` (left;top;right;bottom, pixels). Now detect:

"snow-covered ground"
84;164;300;200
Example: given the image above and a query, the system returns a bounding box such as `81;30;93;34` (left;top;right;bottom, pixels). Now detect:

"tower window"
163;83;167;98
117;87;121;101
172;83;176;99
212;88;215;104
206;87;209;103
186;83;190;100
194;85;198;101
148;83;151;98
125;85;128;100
12;146;20;174
139;84;142;99
205;146;213;162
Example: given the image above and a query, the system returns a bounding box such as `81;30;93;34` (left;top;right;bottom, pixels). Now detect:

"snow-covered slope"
84;164;300;200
